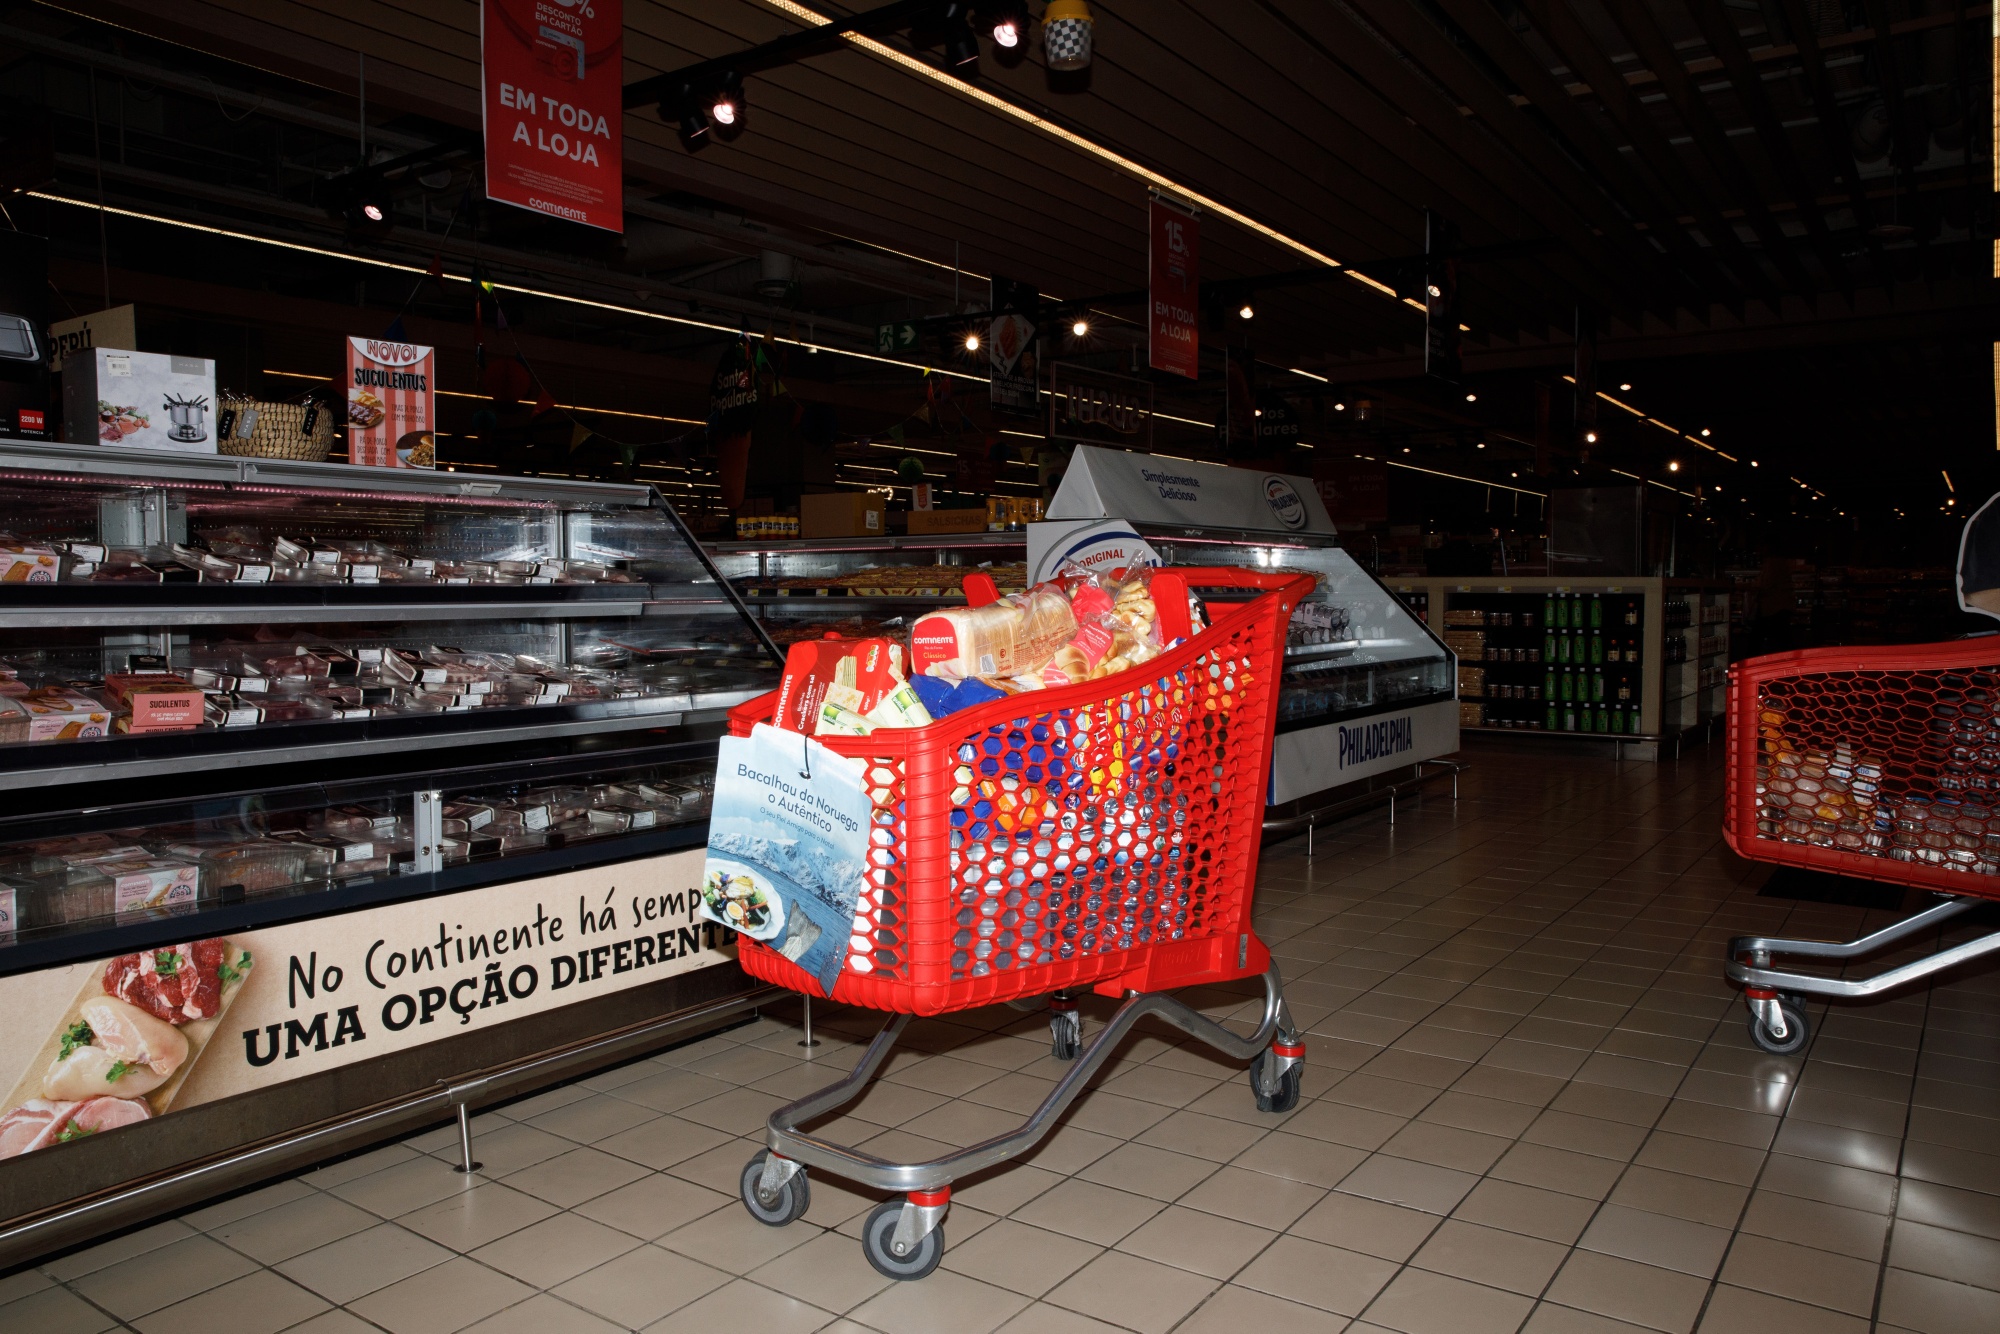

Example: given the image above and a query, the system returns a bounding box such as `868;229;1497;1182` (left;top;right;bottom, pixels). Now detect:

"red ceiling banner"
1148;195;1200;380
480;0;625;234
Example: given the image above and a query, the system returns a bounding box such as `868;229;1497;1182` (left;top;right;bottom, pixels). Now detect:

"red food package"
101;673;204;732
771;637;904;733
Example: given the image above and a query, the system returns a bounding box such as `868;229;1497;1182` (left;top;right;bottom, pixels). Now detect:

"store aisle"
5;744;1997;1334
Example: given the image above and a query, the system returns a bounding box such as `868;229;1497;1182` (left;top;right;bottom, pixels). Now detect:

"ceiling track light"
1238;302;1255;320
709;71;745;131
1070;317;1089;337
940;3;981;68
988;0;1029;48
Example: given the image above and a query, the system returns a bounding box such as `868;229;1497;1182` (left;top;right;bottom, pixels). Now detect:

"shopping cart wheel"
1746;996;1810;1056
862;1199;945;1280
1248;1045;1304;1113
1049;1007;1082;1061
740;1150;811;1226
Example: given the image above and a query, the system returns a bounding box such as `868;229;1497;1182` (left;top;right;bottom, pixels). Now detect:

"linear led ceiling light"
751;0;1400;303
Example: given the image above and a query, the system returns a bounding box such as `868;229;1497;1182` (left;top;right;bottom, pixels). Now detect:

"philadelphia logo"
1263;476;1307;529
1338;716;1414;769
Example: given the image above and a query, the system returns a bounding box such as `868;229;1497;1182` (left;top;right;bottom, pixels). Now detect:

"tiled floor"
7;741;2000;1334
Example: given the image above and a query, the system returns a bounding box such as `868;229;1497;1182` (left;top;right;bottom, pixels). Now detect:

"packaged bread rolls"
910;584;1078;680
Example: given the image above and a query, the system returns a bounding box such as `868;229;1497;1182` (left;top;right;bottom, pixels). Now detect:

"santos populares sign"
480;0;625;233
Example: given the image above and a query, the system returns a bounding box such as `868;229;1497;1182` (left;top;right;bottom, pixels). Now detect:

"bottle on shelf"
1589;596;1603;628
1590;634;1604;665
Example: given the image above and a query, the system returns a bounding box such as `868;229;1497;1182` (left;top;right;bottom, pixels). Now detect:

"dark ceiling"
1;0;1992;529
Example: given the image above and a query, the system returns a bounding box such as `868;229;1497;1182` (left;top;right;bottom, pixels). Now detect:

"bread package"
910;584;1077;680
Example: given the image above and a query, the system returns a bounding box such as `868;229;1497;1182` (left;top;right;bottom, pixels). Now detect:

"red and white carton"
344;338;435;467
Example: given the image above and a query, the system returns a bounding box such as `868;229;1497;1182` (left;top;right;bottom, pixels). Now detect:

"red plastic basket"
1723;640;2000;899
725;566;1316;1015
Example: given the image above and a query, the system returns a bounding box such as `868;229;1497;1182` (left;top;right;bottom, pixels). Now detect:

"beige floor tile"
1897;1178;2000;1242
1133;1109;1271;1162
940;1218;1103;1297
180;1178;319;1231
1075;1141;1220;1202
604;1067;735;1113
325;1155;475;1219
1606;1167;1747;1230
1230;1131;1372;1187
69;1232;260;1321
570;1172;732;1240
639;1277;836;1334
1335;1154;1478;1215
468;1211;642;1289
1177;1163;1327;1229
1878;1266;2000;1334
1738;1189;1887;1259
347;1256;538;1334
1115;1204;1276;1279
1544;1251;1712;1334
1695;1285;1870;1334
1362;1267;1536;1334
657;1192;818;1273
993;1301;1134;1334
206;1191;380;1264
41;1218;198;1279
395;1182;560;1253
952;1160;1069;1216
1888;1219;2000;1289
1043;1250;1219;1334
499;1146;651;1209
457;1292;624;1334
0;1269;49;1306
1380;1120;1513;1174
273;1311;383;1334
592;1114;734;1171
432;1123;576;1177
1012;1177;1164;1245
130;1268;329;1334
1174;1283;1356;1334
1717;1233;1886;1316
1489;1143;1625;1200
1290;1190;1443;1261
1451;1179;1599;1245
848;1268;1032;1334
1233;1234;1398;1315
528;1093;665;1144
0;1285;121;1334
747;1229;897;1310
300;1142;426;1190
1521;1302;1662;1334
548;1242;730;1326
274;1223;455;1304
1578;1205;1732;1278
1411;1218;1568;1296
1417;1090;1541;1138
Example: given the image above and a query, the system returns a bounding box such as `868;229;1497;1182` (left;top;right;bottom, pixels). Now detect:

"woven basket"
216;396;337;462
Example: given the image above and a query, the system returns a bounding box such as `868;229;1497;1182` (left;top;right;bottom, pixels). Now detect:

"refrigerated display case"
0;440;783;1265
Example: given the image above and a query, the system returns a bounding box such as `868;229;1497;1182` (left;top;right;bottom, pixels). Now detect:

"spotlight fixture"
710;72;744;128
1668;460;1681;472
1750;460;1759;467
1333;402;1345;411
665;84;709;145
1475;441;1485;448
989;0;1029;47
1238;302;1255;320
1464;392;1476;402
964;332;981;352
1700;427;1711;437
340;181;395;233
1043;0;1094;70
1071;318;1089;337
1619;382;1632;391
1584;431;1598;443
941;5;981;67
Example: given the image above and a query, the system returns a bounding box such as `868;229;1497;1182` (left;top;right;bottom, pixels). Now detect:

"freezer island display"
0;440;784;1265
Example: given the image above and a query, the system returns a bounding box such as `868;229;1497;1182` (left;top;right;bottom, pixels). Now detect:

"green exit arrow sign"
876;321;920;355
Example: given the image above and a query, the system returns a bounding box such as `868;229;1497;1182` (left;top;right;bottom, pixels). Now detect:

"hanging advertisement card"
699;724;871;995
988;276;1040;416
1149;196;1199;379
480;0;625;234
345;338;435;467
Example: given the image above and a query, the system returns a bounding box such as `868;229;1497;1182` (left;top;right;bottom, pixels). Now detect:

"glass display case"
0;440;783;970
707;522;1455;807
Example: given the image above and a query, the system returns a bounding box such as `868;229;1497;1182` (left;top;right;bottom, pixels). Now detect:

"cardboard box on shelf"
801;491;884;538
906;508;988;535
62;348;218;453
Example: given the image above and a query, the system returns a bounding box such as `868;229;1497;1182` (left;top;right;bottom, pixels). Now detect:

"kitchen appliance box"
62;349;218;453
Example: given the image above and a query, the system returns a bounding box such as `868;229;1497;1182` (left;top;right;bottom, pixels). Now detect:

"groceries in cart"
768;566;1199;735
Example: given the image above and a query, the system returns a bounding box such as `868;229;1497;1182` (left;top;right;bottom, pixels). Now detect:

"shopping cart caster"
1248;1039;1305;1113
740;1150;811;1226
1049;994;1081;1061
861;1191;947;1280
1744;990;1810;1056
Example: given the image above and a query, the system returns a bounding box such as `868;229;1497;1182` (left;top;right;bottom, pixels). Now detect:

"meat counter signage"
480;0;626;233
0;850;726;1161
345;338;435;467
1148;195;1199;379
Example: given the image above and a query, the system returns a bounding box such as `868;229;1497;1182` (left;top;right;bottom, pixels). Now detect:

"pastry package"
910;583;1078;680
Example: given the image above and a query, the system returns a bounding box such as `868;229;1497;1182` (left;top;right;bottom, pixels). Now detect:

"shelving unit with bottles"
1661;581;1731;734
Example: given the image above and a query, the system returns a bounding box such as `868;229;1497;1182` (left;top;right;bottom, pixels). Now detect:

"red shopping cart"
727;567;1314;1279
1722;641;2000;1054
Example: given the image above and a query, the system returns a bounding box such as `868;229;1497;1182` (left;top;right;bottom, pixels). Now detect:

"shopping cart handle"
962;571;1000;608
